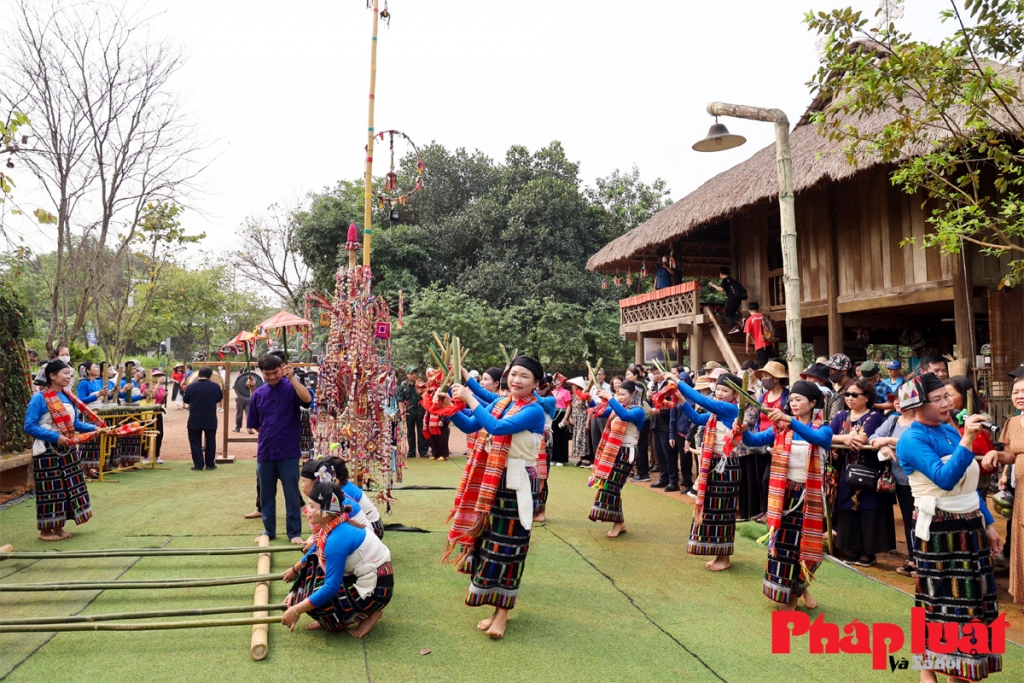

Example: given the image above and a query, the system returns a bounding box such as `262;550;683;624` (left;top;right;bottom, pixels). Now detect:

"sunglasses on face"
843;392;865;398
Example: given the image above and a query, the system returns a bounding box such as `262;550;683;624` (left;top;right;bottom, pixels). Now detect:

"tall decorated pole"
362;0;380;267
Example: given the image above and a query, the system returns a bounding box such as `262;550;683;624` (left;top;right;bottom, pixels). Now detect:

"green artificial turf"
1;458;1021;682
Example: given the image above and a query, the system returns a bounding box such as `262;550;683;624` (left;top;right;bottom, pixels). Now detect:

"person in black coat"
648;368;678;491
182;366;224;470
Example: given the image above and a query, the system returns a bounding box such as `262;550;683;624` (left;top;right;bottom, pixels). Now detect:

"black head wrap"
917;372;946;398
719;373;743;391
509;355;543;383
483;367;503;384
790;380;823;408
43;360;70;384
301;458;334;484
619;379;637;394
309;480;347;515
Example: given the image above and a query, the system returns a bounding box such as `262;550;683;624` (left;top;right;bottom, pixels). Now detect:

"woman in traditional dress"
829;378;891;567
588;380;646;538
444;356;546;639
329;457;384;539
675;373;744;571
744;361;789;522
987;375;1024;605
463;368;502;455
550;376;573;466
896;373;1003;682
282;480;393;637
23;360;105;541
564;377;592;467
737;381;832;608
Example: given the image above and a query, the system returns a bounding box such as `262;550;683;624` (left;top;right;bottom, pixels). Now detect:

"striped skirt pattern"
463;468;540;610
113;435;143;467
536;479;549;516
763;482;819;603
371;518;385;539
290;554;394;632
913;510;1001;681
77;440;101;470
687;456;741;556
34;444;92;531
588;447;632;524
299;409;314;461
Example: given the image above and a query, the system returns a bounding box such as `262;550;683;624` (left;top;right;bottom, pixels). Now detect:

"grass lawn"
1;458;1021;682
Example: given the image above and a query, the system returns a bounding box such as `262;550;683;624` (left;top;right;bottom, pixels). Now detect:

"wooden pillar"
825;186;843;355
635;329;645;365
690;321;702;372
222;363;232;457
952;247;976;370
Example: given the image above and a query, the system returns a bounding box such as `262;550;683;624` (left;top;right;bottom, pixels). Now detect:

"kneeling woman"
738;381;832;608
588;381;646;537
897;374;1003;682
282;480;393;637
444;356;546;640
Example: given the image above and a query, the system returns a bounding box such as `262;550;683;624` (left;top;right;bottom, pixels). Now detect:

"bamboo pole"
2;573;284;592
0;546;302;560
250;535;271;661
362;0;380;267
0;604;287;626
0;617;283;633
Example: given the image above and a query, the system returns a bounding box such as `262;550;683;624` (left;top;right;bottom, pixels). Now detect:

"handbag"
845;463;879;490
876;465;896;494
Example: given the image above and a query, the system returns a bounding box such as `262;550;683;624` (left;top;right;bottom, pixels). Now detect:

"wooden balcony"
619;281;703;335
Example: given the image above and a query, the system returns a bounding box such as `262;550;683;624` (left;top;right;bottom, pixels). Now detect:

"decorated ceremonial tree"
0;279;32;453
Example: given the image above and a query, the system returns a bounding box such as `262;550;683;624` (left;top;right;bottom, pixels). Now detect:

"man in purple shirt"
248;353;312;544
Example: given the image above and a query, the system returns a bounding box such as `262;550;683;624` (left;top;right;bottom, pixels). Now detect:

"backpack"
739;284;748;301
760;312;776;344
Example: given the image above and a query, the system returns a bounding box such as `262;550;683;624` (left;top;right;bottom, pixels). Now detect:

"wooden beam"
825;186;843;355
951;249;976;368
619;314;703;336
837;282;953;313
690;321;702;372
635;330;645;364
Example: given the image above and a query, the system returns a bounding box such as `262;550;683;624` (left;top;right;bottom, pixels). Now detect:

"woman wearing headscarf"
743;361;789;521
587;380;647;538
675;373;744;571
564;377;592;466
281;480;392;637
737;380;832;607
463;367;504;456
868;382;921;578
23;360;106;540
896;373;1003;682
444;356;547;639
829;377;891;567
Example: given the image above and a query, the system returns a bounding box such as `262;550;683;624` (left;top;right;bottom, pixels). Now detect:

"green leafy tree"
806;0;1024;287
146;263;230;362
0;279;32;453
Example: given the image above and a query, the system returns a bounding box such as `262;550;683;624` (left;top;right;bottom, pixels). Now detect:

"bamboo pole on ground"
1;573;284;592
250;535;271;661
0;604;287;626
0;546;302;560
0;617;283;633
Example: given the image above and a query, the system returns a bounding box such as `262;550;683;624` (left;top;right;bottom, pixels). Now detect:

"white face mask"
58;355;71;364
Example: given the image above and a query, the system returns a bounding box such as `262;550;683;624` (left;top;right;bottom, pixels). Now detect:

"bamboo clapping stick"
1;573;285;592
0;604;288;626
0;547;303;560
0;617;284;634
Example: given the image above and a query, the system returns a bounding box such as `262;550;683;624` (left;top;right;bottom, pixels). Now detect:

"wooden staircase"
701;307;753;372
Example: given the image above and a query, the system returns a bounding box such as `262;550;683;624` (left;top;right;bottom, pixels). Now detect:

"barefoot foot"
477;608;499;632
348;610;383;638
706;555;731;572
606;522;627;538
485;608;510;639
800;589;818;610
305;621;323;631
243;510;262;519
534;512;546;523
38;530;64;542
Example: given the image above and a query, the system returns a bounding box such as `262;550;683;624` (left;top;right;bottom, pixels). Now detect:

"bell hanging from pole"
692;117;746;152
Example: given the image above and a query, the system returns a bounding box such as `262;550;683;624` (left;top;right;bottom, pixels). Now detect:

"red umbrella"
218;330;267;366
256;311;313;361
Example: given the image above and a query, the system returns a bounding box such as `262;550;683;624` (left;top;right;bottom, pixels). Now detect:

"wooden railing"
767;271;785;310
619;281;700;331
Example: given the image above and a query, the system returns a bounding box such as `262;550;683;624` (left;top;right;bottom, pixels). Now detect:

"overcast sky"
6;0;953;260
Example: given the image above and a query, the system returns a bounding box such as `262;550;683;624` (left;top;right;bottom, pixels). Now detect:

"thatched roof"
587;56;1023;274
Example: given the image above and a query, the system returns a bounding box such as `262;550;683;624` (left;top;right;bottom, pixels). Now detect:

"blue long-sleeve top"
536;394;557;419
676;381;738;426
342;481;364;504
589;397;646;429
897;421;994;525
466;377;498;404
77;378;113;404
118;379;139;400
300;522;368;608
24;391;96;442
449;397;546;436
742;418;834;450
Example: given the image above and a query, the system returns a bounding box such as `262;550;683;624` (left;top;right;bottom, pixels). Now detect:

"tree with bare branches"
0;0;205;353
235;203;311;311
